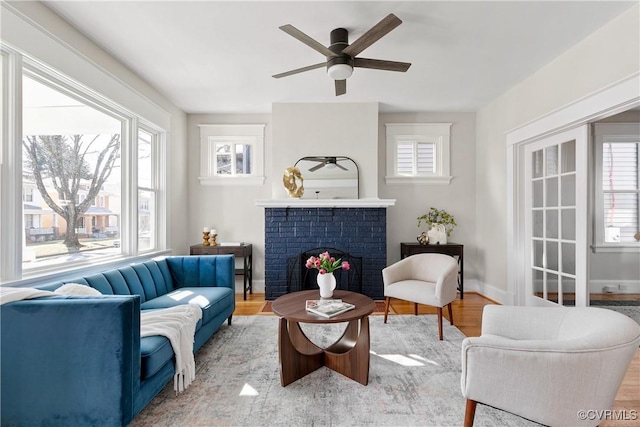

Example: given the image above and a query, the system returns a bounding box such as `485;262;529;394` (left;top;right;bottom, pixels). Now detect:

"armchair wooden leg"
384;297;390;324
464;399;477;427
414;302;418;316
437;307;443;340
447;303;454;325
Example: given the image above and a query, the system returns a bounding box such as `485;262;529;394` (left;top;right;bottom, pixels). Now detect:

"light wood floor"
235;292;639;426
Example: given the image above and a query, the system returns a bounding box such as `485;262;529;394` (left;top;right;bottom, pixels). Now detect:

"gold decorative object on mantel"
635;231;640;242
283;166;304;198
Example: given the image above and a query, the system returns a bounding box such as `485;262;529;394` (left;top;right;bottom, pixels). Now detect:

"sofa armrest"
165;255;235;290
1;295;141;427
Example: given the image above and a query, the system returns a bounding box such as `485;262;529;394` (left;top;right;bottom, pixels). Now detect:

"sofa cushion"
140;335;174;380
54;283;102;296
140;287;234;327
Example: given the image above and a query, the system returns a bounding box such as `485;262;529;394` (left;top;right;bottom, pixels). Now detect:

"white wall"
378;113;477;274
475;4;640;301
272;102;379;199
187;113;272;292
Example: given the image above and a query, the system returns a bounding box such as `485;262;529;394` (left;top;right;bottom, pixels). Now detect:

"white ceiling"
43;1;636;114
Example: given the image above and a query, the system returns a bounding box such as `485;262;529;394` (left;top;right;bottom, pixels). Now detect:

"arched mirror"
294;156;359;199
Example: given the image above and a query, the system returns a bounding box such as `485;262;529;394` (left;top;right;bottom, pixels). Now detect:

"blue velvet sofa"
0;255;235;427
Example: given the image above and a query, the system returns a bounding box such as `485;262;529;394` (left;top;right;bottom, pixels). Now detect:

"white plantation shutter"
395;141;435;174
417;143;436;173
602;141;639;242
396;142;414;174
385;123;452;184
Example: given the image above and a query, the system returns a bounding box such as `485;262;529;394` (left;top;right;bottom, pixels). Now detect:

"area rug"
563;300;640;325
129;315;539;427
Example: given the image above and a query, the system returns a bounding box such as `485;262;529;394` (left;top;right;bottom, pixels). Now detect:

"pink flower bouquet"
305;251;350;275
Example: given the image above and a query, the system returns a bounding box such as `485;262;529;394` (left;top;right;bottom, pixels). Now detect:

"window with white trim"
198;124;265;185
385;123;452;184
0;47;167;282
593;123;640;251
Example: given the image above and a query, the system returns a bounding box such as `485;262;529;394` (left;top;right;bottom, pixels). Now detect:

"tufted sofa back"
38;255;234;303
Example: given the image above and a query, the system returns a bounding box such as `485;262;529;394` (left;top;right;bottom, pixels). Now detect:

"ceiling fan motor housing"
328;28;353;69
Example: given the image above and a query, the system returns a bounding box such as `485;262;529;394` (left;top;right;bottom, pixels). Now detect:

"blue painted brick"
264;207;387;300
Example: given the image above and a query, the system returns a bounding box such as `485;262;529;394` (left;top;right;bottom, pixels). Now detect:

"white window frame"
385;123;453;184
0;44;168;284
592;123;640;253
198;124;265;186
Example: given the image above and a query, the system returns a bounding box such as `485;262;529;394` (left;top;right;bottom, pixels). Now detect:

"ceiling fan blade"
354;58;411;72
272;62;326;79
336;163;348;171
335;79;346;96
279;24;338;58
342;14;402;57
309;162;324;172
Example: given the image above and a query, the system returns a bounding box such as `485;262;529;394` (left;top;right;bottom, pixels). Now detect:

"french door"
524;126;588;307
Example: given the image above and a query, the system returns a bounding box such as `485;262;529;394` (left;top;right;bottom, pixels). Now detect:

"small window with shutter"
385;123;452;184
593;123;640;251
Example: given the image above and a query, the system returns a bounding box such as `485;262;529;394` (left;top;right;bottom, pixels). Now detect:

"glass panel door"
525;127;587;306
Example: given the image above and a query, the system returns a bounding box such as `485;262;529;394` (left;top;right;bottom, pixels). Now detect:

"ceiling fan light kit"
273;13;411;96
327;63;353;80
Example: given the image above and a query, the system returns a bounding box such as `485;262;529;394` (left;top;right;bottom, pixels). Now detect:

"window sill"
199;176;265;186
1;250;171;288
385;175;453;185
591;244;640;253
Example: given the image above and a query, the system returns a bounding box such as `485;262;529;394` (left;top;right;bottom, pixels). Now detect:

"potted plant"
417;207;457;244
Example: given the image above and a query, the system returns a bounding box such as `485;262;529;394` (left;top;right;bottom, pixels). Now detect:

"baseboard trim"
464;279;514;305
589;280;640;295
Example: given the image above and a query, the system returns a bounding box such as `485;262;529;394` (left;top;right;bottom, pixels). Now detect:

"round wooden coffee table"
271;289;376;386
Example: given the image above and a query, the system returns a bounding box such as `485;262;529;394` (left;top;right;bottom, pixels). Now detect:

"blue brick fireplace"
264;207;387;300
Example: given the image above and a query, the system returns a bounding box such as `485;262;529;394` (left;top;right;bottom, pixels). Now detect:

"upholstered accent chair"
461;305;640;427
382;253;459;340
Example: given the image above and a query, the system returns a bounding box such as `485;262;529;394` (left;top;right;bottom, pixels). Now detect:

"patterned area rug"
129;315;538;427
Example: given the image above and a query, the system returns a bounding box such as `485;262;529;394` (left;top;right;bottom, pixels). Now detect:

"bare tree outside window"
22;134;120;251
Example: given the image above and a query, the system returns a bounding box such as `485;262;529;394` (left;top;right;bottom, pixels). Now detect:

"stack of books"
305;299;355;318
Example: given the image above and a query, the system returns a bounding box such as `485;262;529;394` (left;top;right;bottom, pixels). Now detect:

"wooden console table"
189;243;253;300
400;242;464;299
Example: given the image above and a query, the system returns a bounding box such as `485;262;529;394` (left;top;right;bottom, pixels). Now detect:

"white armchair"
461;305;640;427
382;253;459;340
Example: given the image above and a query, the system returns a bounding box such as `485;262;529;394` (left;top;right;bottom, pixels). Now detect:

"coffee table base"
278;316;370;386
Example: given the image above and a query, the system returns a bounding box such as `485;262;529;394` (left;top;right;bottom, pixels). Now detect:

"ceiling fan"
300;156;348;172
272;13;411;96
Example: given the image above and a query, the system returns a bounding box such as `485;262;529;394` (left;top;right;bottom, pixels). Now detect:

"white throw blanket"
140;305;203;393
0;287;54;305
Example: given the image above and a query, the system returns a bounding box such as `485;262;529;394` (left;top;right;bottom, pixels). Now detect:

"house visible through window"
215;142;252;175
0;45;167;282
593;123;640;250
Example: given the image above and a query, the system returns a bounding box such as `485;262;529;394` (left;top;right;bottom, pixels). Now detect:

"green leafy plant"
417;207;457;237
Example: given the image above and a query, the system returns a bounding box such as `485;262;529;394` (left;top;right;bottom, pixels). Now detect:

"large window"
593;123;640;251
0;47;166;282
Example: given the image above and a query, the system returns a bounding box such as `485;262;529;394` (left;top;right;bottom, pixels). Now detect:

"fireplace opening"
286;247;363;294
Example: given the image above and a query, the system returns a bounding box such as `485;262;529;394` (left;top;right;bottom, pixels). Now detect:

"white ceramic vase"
317;272;336;298
428;223;448;244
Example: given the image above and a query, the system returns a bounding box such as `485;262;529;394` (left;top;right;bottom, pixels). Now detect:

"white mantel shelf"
255;198;396;208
